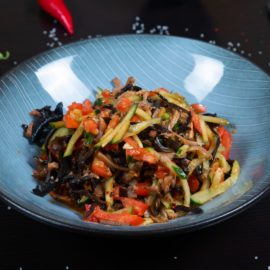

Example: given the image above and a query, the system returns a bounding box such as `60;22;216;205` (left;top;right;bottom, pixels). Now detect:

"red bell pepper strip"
116;97;132;113
38;0;74;35
119;197;148;216
82;99;93;115
217;126;232;160
188;175;200;193
63;113;79;128
126;148;158;164
155;165;170;179
68;102;82;111
123;137;139;148
102;90;112;99
104;144;119;152
112;186;120;199
85;205;144;226
191;111;202;134
134;182;150;196
91;157;112;178
131;115;141;123
107;114;120;129
83;119;98;135
191;103;207;114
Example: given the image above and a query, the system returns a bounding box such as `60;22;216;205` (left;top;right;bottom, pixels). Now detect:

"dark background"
0;0;270;269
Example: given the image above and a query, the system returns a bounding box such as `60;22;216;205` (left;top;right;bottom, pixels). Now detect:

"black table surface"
1;1;270;269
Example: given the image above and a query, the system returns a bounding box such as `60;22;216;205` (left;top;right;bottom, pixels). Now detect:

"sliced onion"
96;152;129;171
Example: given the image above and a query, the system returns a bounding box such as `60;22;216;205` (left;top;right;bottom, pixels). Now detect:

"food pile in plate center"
23;77;240;226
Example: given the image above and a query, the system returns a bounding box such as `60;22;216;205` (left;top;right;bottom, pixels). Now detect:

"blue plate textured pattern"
0;35;270;235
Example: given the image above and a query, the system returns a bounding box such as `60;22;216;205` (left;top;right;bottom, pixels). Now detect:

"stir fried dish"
23;77;240;226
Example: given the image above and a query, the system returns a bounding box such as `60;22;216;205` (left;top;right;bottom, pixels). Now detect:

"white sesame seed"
19;267;23;270
157;25;161;29
135;16;140;21
58;42;63;46
65;266;69;270
7;206;11;210
136;29;144;34
267;266;270;270
185;28;189;32
236;42;241;47
233;48;237;52
254;256;258;260
13;61;17;65
43;30;47;35
64;32;68;36
227;41;233;47
268;62;270;66
258;51;262;55
240;50;245;54
149;29;156;34
173;256;178;260
200;33;205;38
248;53;252;57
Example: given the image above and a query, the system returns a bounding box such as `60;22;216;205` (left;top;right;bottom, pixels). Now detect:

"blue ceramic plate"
0;35;270;236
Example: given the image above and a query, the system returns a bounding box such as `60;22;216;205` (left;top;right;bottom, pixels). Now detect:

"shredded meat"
151;211;168;223
47;162;59;171
29;109;41;117
161;174;176;193
24;122;33;138
126;76;135;85
49;191;73;204
112;77;122;95
152;108;160;118
168;109;180;131
94;185;104;198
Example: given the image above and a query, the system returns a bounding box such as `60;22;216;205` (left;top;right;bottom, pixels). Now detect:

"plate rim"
0;34;270;236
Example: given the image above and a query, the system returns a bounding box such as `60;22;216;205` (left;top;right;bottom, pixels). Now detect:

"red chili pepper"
38;0;74;35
